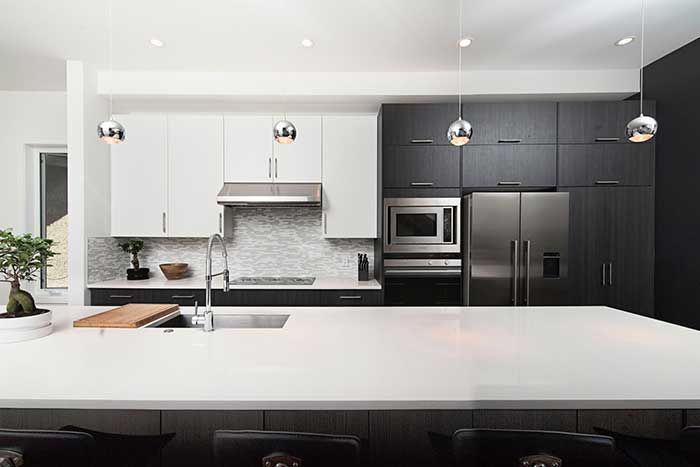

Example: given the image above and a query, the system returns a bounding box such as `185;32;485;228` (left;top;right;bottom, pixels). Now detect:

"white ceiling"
1;0;699;91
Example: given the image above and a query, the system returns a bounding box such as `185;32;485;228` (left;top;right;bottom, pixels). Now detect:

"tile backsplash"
88;207;374;283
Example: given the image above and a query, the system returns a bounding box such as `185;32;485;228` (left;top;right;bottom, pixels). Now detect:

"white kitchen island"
2;305;699;466
2;305;699;411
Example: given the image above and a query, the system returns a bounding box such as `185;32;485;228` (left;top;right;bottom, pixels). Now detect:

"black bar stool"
213;430;361;467
452;429;615;467
681;426;700;466
0;428;95;467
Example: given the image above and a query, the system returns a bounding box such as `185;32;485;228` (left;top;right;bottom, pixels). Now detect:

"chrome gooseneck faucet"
192;233;230;332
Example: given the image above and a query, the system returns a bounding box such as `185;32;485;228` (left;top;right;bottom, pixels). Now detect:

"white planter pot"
0;309;53;343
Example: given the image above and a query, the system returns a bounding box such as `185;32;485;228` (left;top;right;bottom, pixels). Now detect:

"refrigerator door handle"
524;240;531;305
512;240;519;305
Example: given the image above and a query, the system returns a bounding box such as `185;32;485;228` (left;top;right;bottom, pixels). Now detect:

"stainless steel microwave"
384;198;461;253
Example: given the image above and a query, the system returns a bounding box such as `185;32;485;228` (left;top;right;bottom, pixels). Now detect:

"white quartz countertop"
2;305;700;410
87;276;381;290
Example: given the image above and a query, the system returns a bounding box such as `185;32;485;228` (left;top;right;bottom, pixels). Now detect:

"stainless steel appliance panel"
520;193;569;305
384;197;461;254
467;193;521;305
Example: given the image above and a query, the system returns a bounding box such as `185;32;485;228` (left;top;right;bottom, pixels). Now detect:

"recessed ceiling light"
301;38;314;48
615;36;635;46
458;37;473;48
150;38;164;47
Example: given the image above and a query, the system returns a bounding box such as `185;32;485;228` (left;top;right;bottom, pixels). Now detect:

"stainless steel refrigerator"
463;192;569;306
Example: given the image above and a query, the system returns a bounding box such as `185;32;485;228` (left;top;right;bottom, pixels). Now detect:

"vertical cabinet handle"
607;262;613;286
602;263;606;286
219;213;223;234
162;212;166;233
524;240;531;305
275;158;278;178
268;157;272;179
323;213;328;234
512;240;519;305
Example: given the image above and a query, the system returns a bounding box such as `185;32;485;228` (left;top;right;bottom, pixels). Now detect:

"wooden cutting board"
74;303;179;328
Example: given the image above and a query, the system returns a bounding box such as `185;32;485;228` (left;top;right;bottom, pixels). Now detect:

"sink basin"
152;314;289;329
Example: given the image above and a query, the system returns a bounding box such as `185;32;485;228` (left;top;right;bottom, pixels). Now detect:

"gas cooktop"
231;276;316;286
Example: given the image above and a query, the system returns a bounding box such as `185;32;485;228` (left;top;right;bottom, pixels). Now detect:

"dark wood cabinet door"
382;103;459;146
383;145;461;188
90;288;155;306
558;143;654;187
462;145;556;188
213;290;321;306
558;101;656;144
320;290;382;306
462;102;557;144
151;290;205;307
561;188;611;306
384;277;461;306
609;187;655;316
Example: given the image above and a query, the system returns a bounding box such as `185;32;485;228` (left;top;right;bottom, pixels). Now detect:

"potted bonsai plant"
0;229;56;343
119;239;149;280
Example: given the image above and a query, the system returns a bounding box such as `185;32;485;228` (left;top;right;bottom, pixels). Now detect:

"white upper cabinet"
168;115;224;237
322;115;378;238
273;115;322;183
224;115;273;182
111;114;168;237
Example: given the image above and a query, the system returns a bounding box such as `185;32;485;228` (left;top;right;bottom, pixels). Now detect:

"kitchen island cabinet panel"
577;410;684;439
369;410;472;467
0;408;160;434
472;410;577;432
687;410;700;425
265;410;369;438
161;410;263;467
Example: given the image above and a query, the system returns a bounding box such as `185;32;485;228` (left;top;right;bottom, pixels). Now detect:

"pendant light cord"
639;0;645;115
458;0;463;118
108;0;113;118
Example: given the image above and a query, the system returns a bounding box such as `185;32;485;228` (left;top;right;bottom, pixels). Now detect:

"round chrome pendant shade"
273;120;297;144
626;114;657;143
447;118;473;146
97;119;125;144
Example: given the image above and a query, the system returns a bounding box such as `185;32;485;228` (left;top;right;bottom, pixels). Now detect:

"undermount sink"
152;314;290;329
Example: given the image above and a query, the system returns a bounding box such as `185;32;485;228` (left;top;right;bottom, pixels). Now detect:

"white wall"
66;60;110;305
0;91;67;303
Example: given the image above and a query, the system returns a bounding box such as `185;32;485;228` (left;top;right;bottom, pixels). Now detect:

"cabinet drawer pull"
275;157;278;178
162;212;166;233
268;157;272;179
171;295;196;299
595;137;620;142
498;181;522;186
595;180;620;185
410;139;433;144
339;295;362;300
498;138;522;143
109;295;133;299
410;182;434;187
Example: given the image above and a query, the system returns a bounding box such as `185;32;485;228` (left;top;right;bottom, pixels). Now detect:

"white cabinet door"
322;115;377;238
273;115;322;182
111;114;168;237
168;115;224;237
224;115;273;182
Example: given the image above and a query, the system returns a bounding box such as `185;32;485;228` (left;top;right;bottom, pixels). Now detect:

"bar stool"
681;426;700;466
452;429;615;467
213;430;361;467
0;428;95;467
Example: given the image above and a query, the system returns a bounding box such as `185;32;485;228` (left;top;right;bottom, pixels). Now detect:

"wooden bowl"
159;263;189;280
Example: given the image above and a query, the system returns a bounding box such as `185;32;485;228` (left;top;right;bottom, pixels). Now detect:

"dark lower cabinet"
472;410;577;432
212;290;321;306
383;145;461;188
90;289;156;306
320;290;382;306
384;277;461;306
462;144;556;188
558;143;654;187
562;186;654;316
577;410;684;440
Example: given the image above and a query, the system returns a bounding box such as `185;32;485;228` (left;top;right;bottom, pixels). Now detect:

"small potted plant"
119;239;149;280
0;229;56;343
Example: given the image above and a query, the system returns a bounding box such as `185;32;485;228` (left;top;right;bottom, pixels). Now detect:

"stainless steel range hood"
217;183;321;207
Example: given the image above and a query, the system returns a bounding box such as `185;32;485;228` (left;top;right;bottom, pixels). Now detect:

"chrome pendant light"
273;119;297;144
626;0;657;143
447;0;472;146
98;0;125;144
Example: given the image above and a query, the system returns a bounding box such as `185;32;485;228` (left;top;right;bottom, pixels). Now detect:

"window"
39;153;68;289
